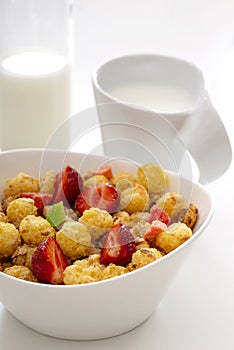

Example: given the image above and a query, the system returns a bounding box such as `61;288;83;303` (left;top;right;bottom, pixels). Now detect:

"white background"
1;0;234;349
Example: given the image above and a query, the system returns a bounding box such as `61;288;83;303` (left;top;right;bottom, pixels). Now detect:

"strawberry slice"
52;165;83;207
144;219;167;240
75;182;120;214
19;192;53;214
75;185;97;214
94;165;113;180
100;223;136;266
149;204;171;225
32;237;68;284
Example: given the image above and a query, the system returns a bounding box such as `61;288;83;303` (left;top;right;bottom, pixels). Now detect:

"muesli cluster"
0;162;198;285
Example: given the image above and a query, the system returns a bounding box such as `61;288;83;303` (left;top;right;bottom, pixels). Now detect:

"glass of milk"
0;0;73;150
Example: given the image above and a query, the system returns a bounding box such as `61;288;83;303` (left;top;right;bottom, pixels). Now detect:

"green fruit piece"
46;201;66;227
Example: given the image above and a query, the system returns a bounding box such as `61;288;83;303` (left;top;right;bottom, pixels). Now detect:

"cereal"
19;215;55;246
79;208;113;242
135;237;150;250
156;192;186;219
102;263;128;280
12;244;37;270
7;198;37;227
4;172;39;197
1;196;16;212
80;208;113;229
63;258;103;284
87;253;103;266
4;265;37;282
120;184;150;214
130;221;151;240
56;221;91;260
0;222;21;258
0;212;8;223
137;163;168;194
112;211;130;225
155;222;192;253
0;261;12;272
127;248;162;271
0;162;199;285
83;175;108;188
178;204;199;230
40;170;56;194
110;171;136;192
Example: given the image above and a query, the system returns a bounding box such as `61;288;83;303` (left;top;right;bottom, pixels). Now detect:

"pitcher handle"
179;91;232;184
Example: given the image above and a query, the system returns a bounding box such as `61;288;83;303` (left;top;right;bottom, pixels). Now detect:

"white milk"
0;51;71;150
109;82;194;114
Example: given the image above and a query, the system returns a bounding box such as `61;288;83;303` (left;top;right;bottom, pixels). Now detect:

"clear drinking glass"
0;0;73;150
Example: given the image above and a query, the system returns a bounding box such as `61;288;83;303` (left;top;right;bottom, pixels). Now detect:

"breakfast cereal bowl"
0;149;214;340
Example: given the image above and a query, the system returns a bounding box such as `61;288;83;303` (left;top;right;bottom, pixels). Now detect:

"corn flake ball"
4;172;39;197
0;222;21;258
127;248;162;271
102;263;128;280
7;198;37;227
56;221;91;260
155;222;192;253
63;258;103;285
137;163;168;194
79;208;113;242
4;265;37;282
128;248;162;271
120;184;150;214
112;211;130;225
19;215;55;246
179;204;199;230
156;192;186;219
80;208;113;228
39;170;56;194
110;171;136;192
83;175;108;188
87;253;103;266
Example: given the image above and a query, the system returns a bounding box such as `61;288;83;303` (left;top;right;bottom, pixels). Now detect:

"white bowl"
0;149;214;340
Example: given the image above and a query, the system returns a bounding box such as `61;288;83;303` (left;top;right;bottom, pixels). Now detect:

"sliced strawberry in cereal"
149;204;171;225
19;192;53;214
144;219;167;240
75;185;98;214
94;165;113;180
32;237;68;285
100;223;136;266
75;182;120;214
52;165;83;207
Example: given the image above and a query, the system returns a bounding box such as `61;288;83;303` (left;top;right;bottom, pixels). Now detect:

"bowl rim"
0;148;215;290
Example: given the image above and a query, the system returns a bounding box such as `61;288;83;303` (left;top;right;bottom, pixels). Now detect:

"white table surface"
1;0;234;349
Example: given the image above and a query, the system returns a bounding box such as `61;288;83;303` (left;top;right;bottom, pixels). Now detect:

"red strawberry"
52;165;83;207
75;182;120;214
149;204;171;225
144;220;167;240
100;223;136;266
19;192;53;214
94;165;113;180
75;185;97;214
32;237;68;285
